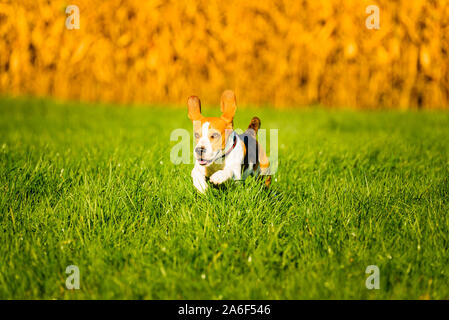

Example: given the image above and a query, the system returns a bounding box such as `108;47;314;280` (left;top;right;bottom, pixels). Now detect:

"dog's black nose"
195;147;206;156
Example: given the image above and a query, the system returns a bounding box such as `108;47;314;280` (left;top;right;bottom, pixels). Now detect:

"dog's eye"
210;133;220;139
194;133;200;139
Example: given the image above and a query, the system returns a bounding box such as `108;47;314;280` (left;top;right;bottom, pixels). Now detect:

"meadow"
1;96;449;299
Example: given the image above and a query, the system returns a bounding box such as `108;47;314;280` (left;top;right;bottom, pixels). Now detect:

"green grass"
1;96;449;300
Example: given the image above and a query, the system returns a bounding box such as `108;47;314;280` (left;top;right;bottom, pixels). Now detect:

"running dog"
188;90;271;193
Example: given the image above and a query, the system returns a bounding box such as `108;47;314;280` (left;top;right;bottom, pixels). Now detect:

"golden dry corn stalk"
0;0;448;109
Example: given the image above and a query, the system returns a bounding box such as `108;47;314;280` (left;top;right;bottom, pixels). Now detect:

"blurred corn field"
0;0;448;109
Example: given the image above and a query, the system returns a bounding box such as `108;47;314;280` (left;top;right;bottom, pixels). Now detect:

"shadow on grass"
198;175;294;213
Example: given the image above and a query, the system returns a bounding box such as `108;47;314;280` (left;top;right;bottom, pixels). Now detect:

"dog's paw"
193;176;208;194
191;168;208;194
192;175;208;193
209;170;230;185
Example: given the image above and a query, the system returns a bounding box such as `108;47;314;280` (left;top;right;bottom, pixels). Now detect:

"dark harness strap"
217;134;238;161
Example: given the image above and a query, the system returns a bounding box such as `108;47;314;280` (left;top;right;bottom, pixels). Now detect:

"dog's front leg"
191;166;208;194
209;167;234;185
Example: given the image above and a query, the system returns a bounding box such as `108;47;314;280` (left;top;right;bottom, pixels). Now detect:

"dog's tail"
246;116;261;138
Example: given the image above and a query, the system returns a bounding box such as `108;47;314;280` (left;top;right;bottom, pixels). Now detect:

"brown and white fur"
188;90;271;194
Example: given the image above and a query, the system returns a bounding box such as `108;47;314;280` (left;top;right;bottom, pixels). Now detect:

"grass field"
1;97;449;299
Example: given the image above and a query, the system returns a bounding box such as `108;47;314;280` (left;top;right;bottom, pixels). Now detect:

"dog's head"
188;90;237;166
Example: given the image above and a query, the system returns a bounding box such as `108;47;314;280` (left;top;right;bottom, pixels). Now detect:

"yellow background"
0;0;448;108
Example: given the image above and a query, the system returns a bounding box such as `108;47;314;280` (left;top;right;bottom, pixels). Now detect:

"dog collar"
218;132;238;161
199;132;237;165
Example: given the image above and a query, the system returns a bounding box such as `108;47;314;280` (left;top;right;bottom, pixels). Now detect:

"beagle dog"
188;90;271;194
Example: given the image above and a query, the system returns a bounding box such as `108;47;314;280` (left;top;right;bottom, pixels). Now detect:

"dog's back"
239;117;271;186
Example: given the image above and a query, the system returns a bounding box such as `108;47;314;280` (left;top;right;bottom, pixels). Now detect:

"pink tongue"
199;160;207;165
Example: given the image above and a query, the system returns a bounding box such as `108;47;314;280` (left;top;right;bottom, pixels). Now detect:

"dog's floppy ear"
220;90;237;124
188;96;204;121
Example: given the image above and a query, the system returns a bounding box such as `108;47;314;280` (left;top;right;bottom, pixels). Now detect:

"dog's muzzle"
195;147;221;166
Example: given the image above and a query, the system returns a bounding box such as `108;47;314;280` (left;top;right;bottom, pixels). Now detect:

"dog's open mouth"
198;158;209;166
197;151;221;166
